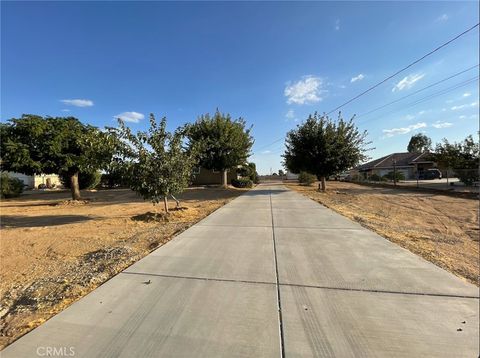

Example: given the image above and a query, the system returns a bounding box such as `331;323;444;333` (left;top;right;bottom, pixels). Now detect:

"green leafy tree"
59;170;102;190
433;135;479;185
407;133;432;153
247;162;259;184
0;173;24;198
237;162;259;184
0;115;114;200
115;114;198;213
186;110;254;188
298;171;316;186
100;166;128;189
283;112;371;191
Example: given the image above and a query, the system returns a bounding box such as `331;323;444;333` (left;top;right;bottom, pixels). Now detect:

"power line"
253;24;479;153
255;74;478;153
326;23;480;115
358;76;478;125
254;137;284;153
253;77;478;153
406;77;478;106
357;76;479;126
355;64;479;119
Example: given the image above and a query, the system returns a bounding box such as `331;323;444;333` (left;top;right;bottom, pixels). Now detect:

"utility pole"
415;163;419;188
393;158;397;187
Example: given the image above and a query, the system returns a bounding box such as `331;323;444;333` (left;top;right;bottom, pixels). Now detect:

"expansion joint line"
270;191;286;358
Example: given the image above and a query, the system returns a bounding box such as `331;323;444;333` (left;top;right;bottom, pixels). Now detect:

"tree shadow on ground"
1;187;245;208
0;215;95;228
240;189;289;196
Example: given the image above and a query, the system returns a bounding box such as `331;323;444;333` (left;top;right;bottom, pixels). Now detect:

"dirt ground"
0;187;244;349
287;181;479;286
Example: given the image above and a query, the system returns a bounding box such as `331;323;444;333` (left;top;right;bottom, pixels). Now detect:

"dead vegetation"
288;181;479;286
0;187;244;349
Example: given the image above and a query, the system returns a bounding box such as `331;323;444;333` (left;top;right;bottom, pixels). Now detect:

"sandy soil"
0;187;244;349
288;181;479;286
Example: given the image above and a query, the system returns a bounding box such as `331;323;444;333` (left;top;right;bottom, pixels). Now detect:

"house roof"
356;152;433;171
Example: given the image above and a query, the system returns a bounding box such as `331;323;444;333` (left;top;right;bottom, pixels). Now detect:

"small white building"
285;171;299;180
3;172;62;189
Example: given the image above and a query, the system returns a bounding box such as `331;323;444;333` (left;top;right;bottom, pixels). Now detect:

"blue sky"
1;1;479;174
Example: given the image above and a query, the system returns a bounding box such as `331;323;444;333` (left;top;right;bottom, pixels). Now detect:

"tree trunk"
163;196;169;213
171;194;180;208
70;172;81;200
318;176;326;192
222;169;228;189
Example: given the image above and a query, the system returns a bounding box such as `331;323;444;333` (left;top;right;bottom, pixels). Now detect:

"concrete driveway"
3;183;479;357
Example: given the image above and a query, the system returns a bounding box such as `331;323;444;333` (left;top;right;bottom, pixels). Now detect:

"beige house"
191;167;238;185
3;172;62;189
354;152;436;180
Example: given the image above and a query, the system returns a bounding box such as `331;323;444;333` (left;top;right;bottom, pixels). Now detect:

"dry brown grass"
0;187;244;349
288;181;479;286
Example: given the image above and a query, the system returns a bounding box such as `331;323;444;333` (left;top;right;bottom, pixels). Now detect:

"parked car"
332;172;350;181
418;169;442;180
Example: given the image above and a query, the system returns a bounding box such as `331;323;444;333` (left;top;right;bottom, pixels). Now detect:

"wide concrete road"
3;184;479;357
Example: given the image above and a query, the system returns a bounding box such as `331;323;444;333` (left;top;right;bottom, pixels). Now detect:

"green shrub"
455;168;479;186
100;168;127;188
251;171;260;184
0;173;24;198
298;171;316;185
369;173;386;182
383;171;405;181
231;178;253;188
60;170;102;189
237;163;259;184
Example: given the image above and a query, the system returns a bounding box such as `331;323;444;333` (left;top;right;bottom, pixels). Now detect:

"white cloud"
441;108;447;112
447;93;474;104
436;14;448;21
392;73;425;92
60;99;94;107
350;74;365;83
382;122;427;138
432;121;453;129
285;109;295;119
459;115;466;119
61;109;70;112
402;110;429;121
335;19;340;31
114;111;145;123
261;150;272;154
284;76;326;105
451;102;478;111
